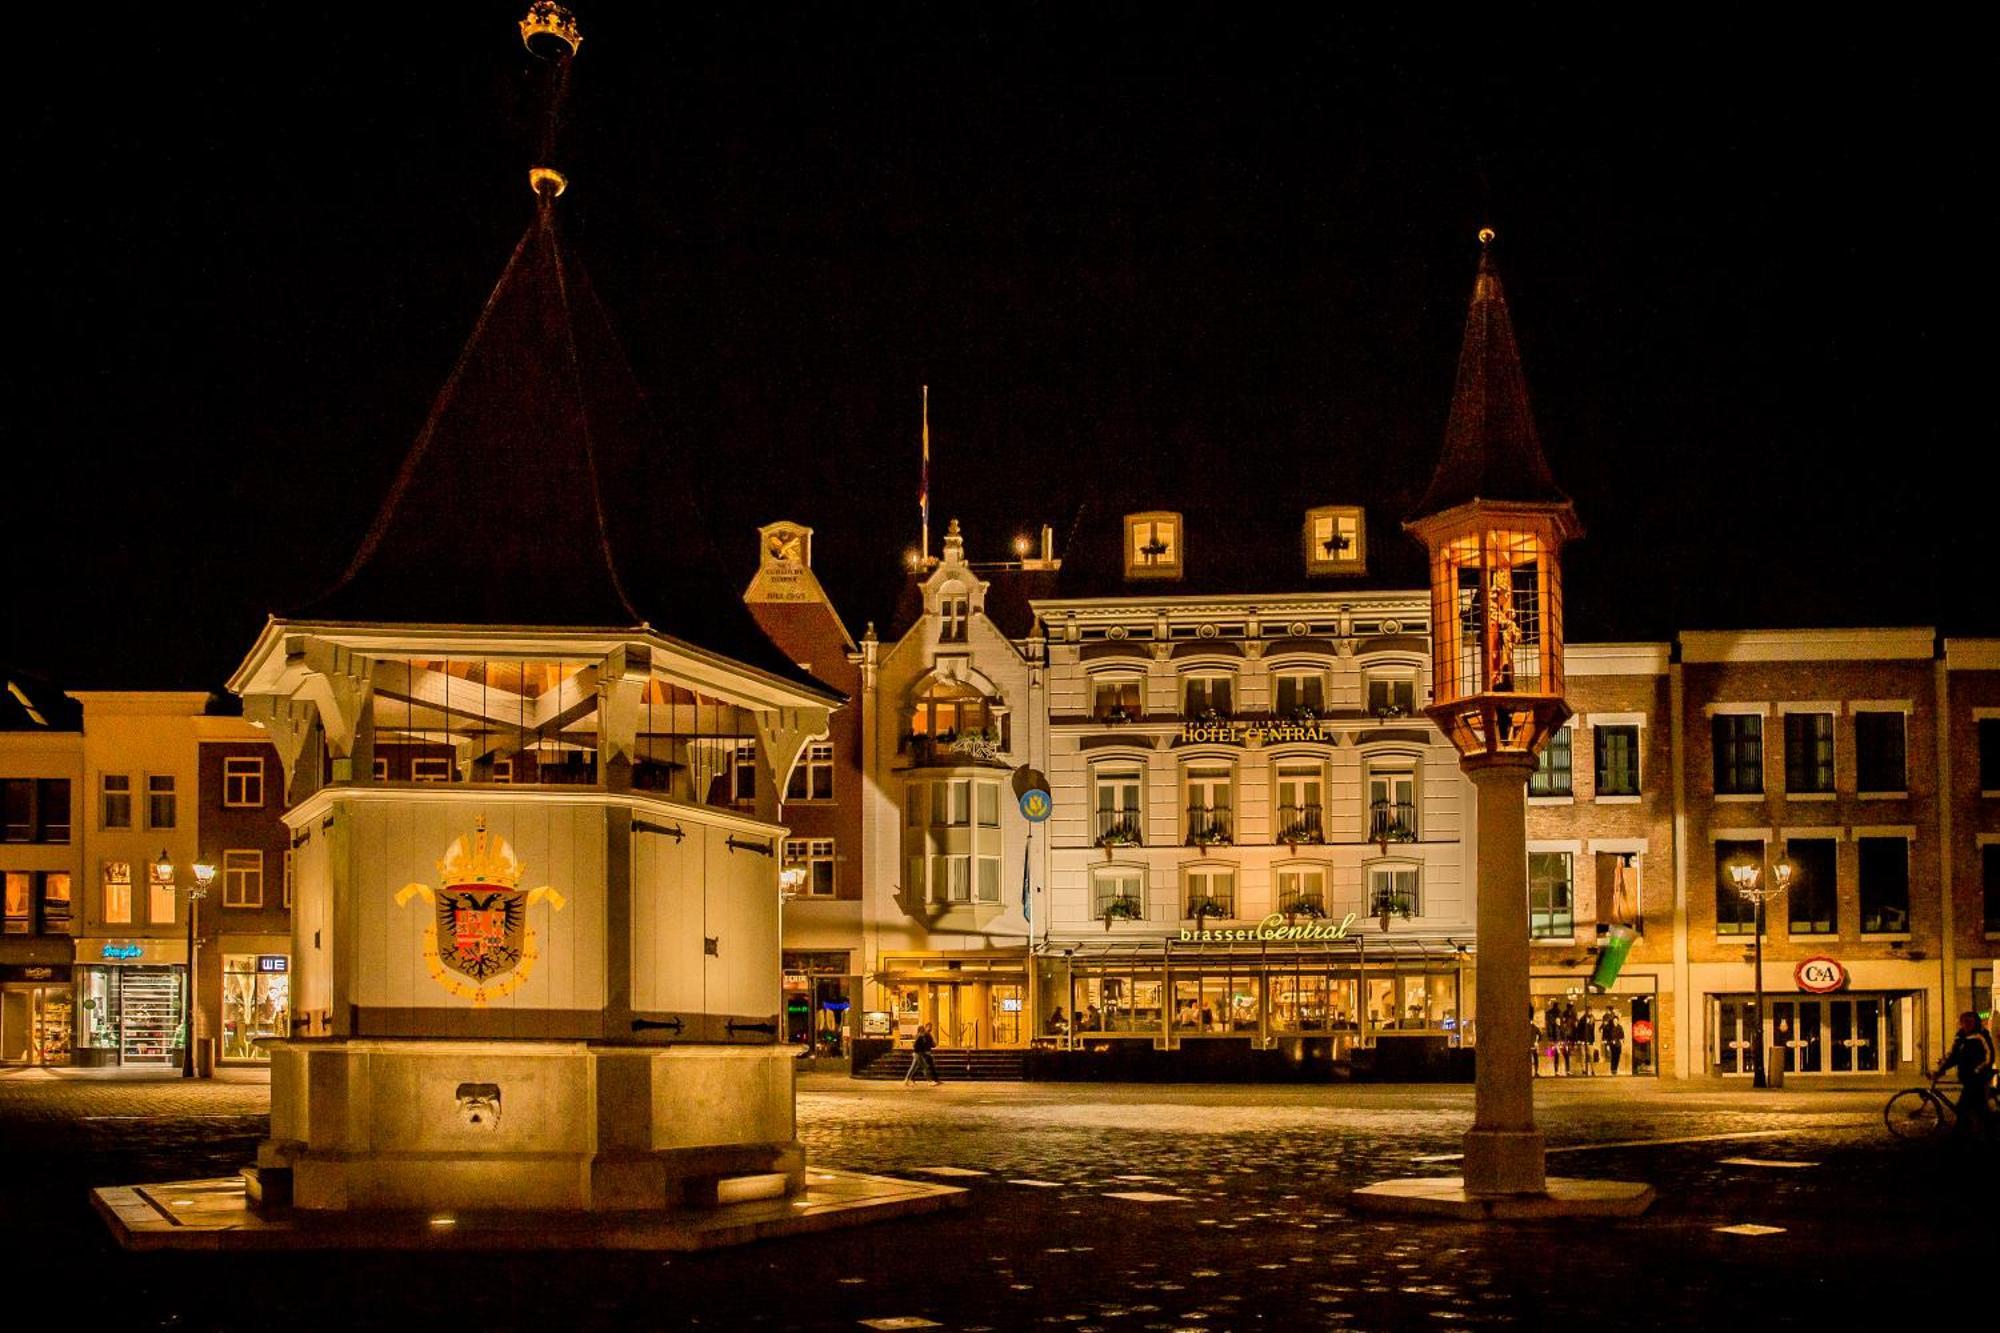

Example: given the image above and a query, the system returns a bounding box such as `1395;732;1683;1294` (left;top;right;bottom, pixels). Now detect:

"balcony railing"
1094;809;1143;847
1185;894;1235;921
1368;798;1417;844
1185;804;1232;846
1276;887;1326;918
1275;803;1324;844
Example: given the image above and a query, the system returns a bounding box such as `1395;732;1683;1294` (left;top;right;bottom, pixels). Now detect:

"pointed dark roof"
1;665;81;731
305;188;641;629
1411;237;1572;519
298;186;819;688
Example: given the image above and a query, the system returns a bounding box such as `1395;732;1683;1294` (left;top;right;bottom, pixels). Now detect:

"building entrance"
0;984;73;1065
1712;992;1907;1077
890;979;1028;1049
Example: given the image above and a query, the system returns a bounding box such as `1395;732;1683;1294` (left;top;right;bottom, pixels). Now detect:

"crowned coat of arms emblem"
396;818;566;1004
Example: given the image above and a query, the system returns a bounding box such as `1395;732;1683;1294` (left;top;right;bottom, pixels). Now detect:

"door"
1830;996;1882;1072
990;984;1024;1046
1772;1000;1822;1074
1714;998;1758;1075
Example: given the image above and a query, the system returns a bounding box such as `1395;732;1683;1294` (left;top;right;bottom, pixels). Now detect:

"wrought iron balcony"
1185;804;1232;847
1275;803;1324;844
1184;893;1235;921
1276;887;1326;918
1094;809;1143;847
1368;798;1417;844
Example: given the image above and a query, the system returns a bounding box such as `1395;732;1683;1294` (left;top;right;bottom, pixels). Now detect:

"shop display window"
221;954;291;1061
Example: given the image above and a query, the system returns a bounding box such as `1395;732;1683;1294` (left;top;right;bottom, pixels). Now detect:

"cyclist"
1933;1011;1995;1141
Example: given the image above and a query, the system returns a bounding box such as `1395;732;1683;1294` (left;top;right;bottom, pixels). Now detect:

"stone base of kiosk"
1350;1175;1656;1220
254;1039;808;1212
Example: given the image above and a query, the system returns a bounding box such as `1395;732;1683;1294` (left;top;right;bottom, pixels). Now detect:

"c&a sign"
1794;956;1847;994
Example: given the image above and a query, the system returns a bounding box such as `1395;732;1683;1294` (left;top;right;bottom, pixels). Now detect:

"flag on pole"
920;384;930;563
1021;823;1032;925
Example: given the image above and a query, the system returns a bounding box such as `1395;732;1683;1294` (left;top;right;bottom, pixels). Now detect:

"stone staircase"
854;1048;1026;1081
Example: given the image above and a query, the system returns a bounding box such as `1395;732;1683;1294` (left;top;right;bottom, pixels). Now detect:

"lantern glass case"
1416;505;1573;764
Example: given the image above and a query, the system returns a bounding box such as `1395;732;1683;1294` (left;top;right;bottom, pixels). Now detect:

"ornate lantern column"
1408;230;1579;1198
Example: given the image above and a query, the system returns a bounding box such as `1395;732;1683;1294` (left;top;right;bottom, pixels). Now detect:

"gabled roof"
1411;238;1572;519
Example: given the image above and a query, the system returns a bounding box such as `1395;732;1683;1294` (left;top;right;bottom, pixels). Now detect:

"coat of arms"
395;818;566;1004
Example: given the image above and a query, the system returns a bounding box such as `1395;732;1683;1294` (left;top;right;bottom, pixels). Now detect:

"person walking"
1933;1011;1995;1140
1575;1007;1598;1076
1558;1001;1578;1076
1602;1012;1626;1076
1530;1014;1543;1077
903;1023;942;1087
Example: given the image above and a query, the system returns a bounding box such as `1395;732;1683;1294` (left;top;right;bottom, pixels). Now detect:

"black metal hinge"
726;1019;777;1036
726;835;773;857
634;820;686;842
632;1017;684;1034
291;829;311;849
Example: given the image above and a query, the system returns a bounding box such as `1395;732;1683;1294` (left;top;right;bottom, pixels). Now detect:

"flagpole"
921;384;931;564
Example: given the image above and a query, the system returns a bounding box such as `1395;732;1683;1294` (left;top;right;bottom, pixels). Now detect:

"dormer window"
1124;511;1183;580
938;582;969;643
1305;506;1365;574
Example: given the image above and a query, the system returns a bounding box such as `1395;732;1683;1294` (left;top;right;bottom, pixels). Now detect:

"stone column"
1463;759;1545;1196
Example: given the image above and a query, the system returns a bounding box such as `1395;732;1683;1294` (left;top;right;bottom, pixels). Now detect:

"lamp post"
1724;851;1798;1089
157;850;218;1079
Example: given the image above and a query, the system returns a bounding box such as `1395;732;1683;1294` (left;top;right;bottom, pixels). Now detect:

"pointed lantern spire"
1411;229;1574;522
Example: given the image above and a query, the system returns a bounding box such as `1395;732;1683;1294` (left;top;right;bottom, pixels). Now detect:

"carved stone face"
455;1082;502;1130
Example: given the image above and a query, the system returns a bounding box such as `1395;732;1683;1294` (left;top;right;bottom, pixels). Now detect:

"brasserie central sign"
1178;912;1358;943
1179;719;1333;745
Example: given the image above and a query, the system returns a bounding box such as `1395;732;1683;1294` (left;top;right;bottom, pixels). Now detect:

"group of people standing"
1532;998;1627;1076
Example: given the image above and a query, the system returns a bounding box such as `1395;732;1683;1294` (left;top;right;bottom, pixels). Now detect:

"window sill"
221;802;266;811
1783;933;1841;942
1527;795;1575;806
1855;792;1909;801
1783;792;1837;803
1530;937;1579;948
1713;793;1766;803
1859;932;1913;942
1982;791;2000;800
1592;795;1642;805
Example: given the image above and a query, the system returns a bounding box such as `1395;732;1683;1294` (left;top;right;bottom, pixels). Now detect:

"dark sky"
10;5;1987;689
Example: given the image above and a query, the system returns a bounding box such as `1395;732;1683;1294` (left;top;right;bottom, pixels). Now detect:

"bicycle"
1883;1072;1997;1139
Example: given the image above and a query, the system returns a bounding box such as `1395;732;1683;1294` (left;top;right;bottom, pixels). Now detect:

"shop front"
1709;990;1917;1079
875;951;1031;1049
782;949;855;1061
0;963;74;1066
1530;972;1661;1078
1039;937;1474;1078
71;938;187;1068
219;947;291;1063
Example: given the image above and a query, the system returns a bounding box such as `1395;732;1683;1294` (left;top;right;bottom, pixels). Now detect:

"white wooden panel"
633;820;704;1015
703;824;779;1019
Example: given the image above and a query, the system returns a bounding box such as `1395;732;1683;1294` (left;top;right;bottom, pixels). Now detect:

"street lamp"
158;850;218;1079
1724;850;1799;1089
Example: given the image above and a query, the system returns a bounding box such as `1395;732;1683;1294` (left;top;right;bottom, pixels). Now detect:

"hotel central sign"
1179;719;1333;745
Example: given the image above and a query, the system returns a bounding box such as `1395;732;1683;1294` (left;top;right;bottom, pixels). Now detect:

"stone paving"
2;1068;1993;1331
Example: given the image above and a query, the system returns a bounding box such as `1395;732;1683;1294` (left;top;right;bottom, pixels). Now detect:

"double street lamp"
1723;851;1800;1089
155;850;217;1079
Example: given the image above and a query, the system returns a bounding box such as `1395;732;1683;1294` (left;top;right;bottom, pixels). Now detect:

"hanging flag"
1020;823;1032;925
1589;857;1637;993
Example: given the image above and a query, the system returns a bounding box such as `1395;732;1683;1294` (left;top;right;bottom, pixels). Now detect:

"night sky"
11;6;1988;690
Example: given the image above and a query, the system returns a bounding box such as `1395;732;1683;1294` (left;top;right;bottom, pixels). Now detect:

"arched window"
909;678;996;742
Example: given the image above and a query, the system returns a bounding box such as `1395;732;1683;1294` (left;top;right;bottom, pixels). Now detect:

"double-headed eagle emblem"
395;817;566;1005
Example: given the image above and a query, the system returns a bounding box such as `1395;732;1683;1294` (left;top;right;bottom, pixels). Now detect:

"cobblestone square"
2;1069;1991;1331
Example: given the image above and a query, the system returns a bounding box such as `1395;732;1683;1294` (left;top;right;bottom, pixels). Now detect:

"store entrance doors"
1;985;72;1065
1714;993;1905;1077
891;978;1028;1049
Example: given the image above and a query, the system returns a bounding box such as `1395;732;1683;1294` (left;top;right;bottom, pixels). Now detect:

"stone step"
241;1164;291;1210
854;1049;1026;1081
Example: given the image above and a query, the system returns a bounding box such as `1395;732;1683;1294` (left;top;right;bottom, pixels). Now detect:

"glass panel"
1827;1000;1852;1073
1366;978;1396;1034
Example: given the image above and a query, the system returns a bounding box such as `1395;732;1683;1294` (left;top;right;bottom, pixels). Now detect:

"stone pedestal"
1462;763;1543;1196
258;1039;803;1212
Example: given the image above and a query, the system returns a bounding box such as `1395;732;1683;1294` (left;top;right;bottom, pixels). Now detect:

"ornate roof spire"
1410;229;1575;522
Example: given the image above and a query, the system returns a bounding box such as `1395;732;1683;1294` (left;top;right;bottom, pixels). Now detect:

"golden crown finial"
438;817;524;887
520;2;582;59
1478;227;1496;246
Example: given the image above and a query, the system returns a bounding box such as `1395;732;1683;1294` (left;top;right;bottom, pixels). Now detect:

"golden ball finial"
520;2;582;59
1478;227;1496;246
